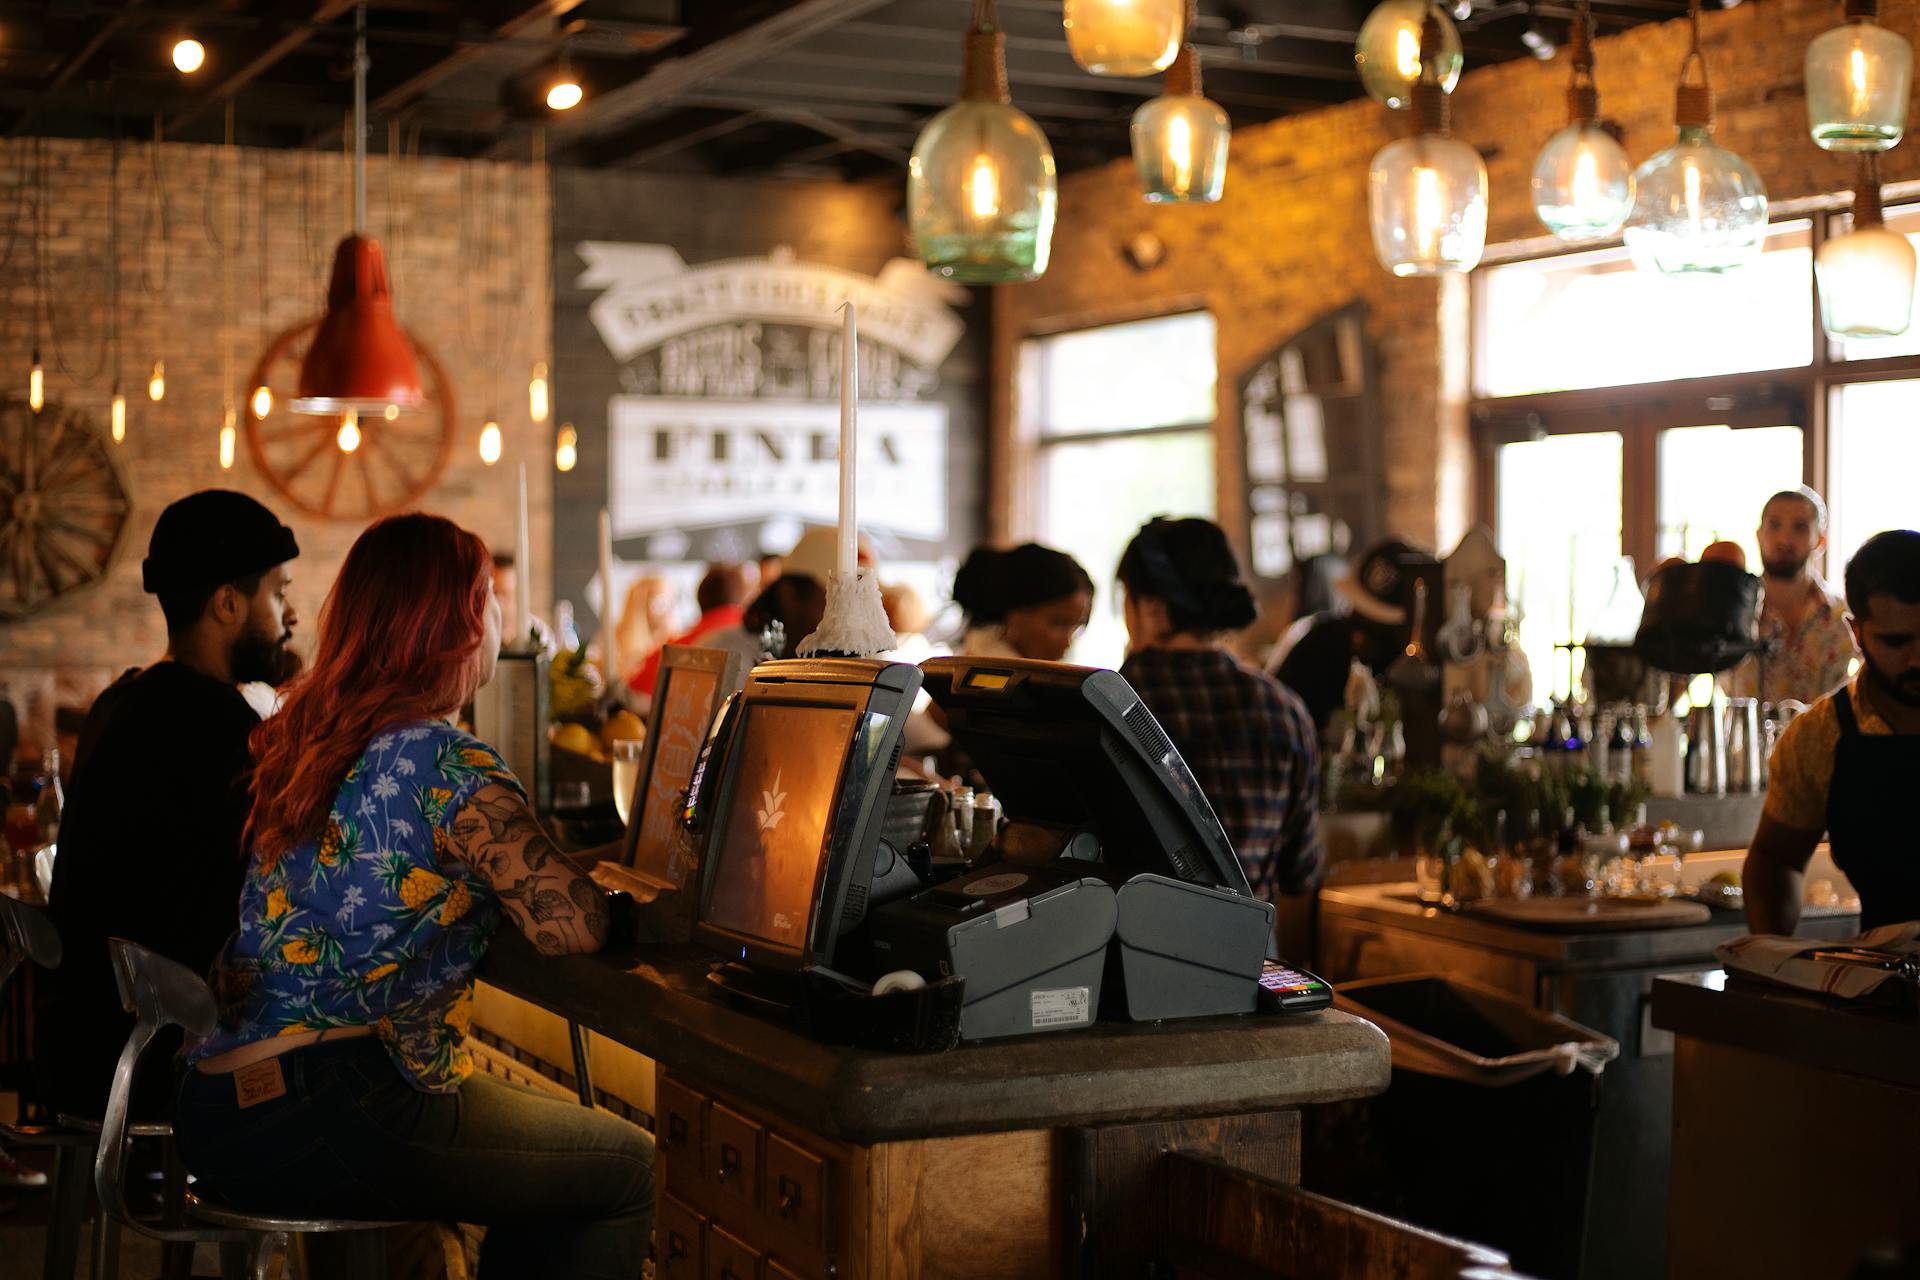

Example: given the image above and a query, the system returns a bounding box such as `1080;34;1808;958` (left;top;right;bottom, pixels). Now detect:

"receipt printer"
870;862;1117;1042
1104;874;1273;1021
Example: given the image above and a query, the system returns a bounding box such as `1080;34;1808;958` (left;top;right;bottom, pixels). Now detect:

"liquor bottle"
1630;704;1653;785
32;749;61;844
1610;707;1637;787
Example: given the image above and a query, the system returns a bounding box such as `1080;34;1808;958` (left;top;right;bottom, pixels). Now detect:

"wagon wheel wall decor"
0;398;133;620
246;318;457;522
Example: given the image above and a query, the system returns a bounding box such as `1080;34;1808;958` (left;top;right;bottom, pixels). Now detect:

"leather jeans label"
233;1058;288;1109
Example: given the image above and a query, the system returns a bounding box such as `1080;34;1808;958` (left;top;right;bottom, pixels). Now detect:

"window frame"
1472;203;1920;581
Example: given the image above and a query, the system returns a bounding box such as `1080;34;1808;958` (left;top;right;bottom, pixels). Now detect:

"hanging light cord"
140;116;171;297
40;136;110;384
1676;0;1713;128
1566;0;1598;122
353;0;368;237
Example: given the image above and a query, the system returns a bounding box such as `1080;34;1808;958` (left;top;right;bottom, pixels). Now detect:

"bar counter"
1653;972;1920;1280
479;930;1390;1279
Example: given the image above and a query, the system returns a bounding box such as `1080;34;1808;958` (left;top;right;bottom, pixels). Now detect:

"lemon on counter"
602;709;646;750
552;722;599;758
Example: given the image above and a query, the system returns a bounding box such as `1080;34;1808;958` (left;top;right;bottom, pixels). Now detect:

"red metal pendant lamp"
290;2;422;415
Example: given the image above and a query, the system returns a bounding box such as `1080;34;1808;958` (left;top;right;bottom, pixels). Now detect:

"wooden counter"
1652;972;1920;1280
480;930;1390;1279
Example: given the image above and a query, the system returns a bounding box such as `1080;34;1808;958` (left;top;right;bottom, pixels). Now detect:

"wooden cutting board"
1467;896;1714;931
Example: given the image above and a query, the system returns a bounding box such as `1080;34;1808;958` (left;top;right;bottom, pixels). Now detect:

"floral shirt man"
192;722;520;1092
1726;576;1856;707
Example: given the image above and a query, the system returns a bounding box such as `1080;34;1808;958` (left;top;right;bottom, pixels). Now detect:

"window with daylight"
1019;312;1218;667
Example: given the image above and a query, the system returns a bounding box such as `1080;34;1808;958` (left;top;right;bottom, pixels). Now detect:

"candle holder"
797;568;897;659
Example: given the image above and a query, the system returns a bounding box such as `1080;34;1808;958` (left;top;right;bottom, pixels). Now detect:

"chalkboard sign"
1237;302;1383;585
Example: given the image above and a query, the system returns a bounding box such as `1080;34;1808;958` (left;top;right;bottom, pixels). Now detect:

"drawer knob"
666;1232;689;1261
667;1115;689;1144
777;1175;803;1216
717;1144;741;1183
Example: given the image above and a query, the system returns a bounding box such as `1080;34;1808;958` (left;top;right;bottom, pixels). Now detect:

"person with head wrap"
1270;539;1426;738
1117;517;1324;907
39;490;302;1121
951;542;1094;663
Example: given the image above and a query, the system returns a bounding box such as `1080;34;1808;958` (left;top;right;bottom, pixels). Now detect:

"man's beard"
1762;553;1808;581
1862;649;1920;708
231;628;294;685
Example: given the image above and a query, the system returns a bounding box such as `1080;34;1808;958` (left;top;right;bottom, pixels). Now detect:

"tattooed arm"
444;783;610;955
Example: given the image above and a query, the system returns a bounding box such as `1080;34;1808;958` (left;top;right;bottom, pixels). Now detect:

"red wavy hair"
247;512;494;867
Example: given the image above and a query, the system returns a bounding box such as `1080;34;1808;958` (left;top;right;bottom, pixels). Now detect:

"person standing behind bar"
1745;530;1920;934
951;542;1094;663
175;513;652;1275
39;490;300;1121
1117;518;1325;905
1726;486;1856;706
1270;540;1423;739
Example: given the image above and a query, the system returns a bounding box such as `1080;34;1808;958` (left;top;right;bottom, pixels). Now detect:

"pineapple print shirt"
190;722;521;1093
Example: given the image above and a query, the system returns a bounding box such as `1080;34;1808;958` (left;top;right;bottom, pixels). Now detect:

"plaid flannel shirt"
1120;648;1326;902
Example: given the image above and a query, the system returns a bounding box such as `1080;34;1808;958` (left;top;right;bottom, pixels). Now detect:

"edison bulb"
110;391;126;443
1355;0;1462;110
529;362;550;424
909;101;1057;283
1624;127;1768;275
172;39;205;74
1368;132;1488;275
337;410;362;454
546;80;583;111
555;423;579;473
1532;122;1634;242
28;353;43;412
250;384;273;419
1063;0;1185;76
1131;93;1231;203
478;420;503;466
1806;15;1910;151
218;421;236;471
148;360;166;402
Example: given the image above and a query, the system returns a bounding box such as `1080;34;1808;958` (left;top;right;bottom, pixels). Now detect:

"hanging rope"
1677;0;1712;129
139;116;171;297
1567;0;1598;123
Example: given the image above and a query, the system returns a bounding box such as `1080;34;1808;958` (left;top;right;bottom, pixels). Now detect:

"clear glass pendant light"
1131;35;1230;203
909;0;1058;282
1368;11;1486;275
1623;0;1767;275
1806;0;1910;151
1531;0;1633;242
1818;155;1915;337
1064;0;1185;76
1356;0;1463;109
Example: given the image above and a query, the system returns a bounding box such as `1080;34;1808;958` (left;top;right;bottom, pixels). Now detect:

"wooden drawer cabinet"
764;1133;827;1247
657;1196;705;1280
709;1102;763;1212
707;1223;762;1280
659;1077;709;1199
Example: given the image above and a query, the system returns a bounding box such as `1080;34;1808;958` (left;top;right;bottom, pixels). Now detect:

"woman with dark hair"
1117;517;1325;905
176;513;652;1278
952;542;1094;663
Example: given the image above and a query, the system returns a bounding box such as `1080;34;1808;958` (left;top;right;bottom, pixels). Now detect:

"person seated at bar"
490;551;556;659
1117;517;1325;906
627;563;752;697
1724;486;1856;707
39;489;300;1122
612;574;677;686
1270;539;1423;739
708;528;867;671
175;513;652;1275
1745;529;1920;936
951;542;1094;663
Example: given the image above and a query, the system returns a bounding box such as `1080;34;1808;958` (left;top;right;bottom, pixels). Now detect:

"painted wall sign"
580;242;965;551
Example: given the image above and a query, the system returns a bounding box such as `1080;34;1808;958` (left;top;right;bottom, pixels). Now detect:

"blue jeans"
175;1037;653;1279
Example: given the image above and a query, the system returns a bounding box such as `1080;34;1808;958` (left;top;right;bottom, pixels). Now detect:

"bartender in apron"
1745;529;1920;934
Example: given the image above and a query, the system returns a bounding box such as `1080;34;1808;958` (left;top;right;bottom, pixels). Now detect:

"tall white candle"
599;507;620;682
837;299;858;577
514;464;532;650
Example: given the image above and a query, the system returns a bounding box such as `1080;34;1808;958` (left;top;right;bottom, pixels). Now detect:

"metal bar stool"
97;939;393;1280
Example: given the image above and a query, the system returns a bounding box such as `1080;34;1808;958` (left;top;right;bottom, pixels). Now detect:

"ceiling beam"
163;0;361;139
550;0;896;148
6;0;147;136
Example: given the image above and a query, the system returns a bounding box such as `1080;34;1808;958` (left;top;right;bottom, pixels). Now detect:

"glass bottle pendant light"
1531;0;1633;242
1806;0;1910;151
1130;17;1230;204
1818;155;1915;338
1623;0;1767;276
1355;0;1462;110
1063;0;1185;76
1368;12;1486;276
908;0;1058;283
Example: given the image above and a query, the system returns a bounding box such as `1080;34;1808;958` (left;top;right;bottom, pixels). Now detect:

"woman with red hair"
175;512;651;1278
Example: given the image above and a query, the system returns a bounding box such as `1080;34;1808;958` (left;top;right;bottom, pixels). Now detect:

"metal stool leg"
87;1209;122;1280
45;1141;90;1280
567;1021;594;1108
159;1140;192;1280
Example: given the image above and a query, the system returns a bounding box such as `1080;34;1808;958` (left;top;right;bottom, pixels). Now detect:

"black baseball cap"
142;489;300;595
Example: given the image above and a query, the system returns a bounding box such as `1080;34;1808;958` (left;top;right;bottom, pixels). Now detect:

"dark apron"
1825;688;1920;930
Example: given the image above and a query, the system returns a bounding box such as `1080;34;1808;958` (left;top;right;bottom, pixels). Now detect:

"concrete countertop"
479;931;1391;1145
1319;882;1860;969
1651;971;1920;1090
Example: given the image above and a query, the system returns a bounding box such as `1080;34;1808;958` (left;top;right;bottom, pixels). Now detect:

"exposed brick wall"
0;138;551;739
992;0;1920;555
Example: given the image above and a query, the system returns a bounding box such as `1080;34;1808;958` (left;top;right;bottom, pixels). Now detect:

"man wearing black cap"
38;489;300;1120
1271;539;1422;738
